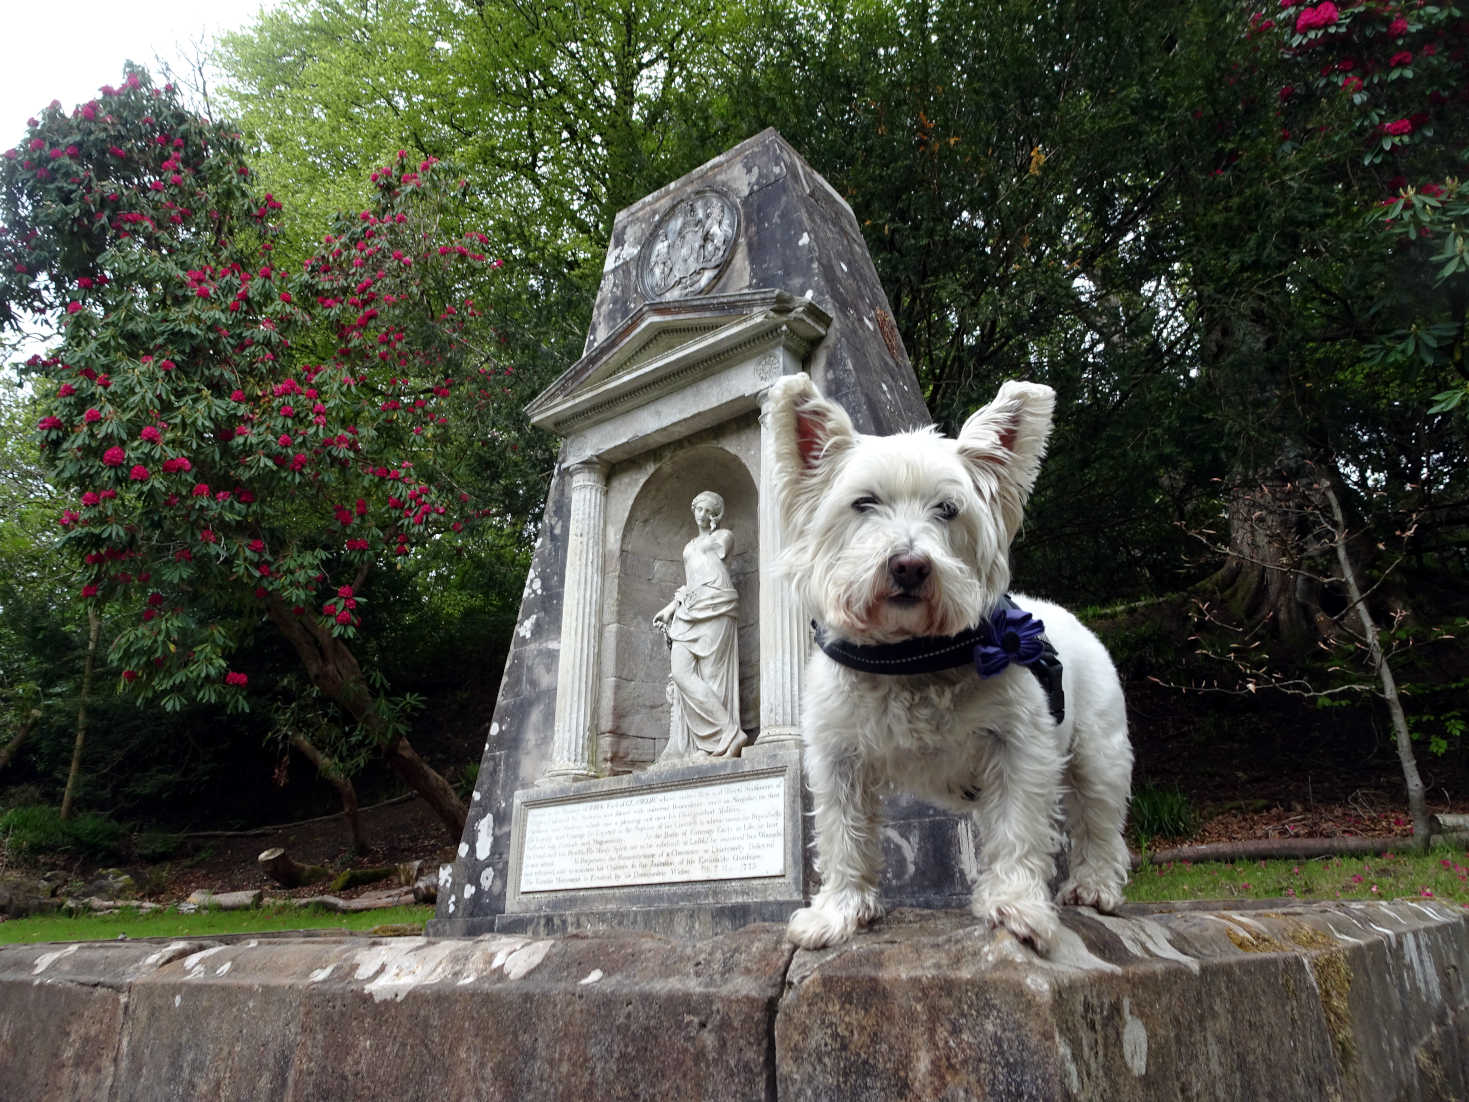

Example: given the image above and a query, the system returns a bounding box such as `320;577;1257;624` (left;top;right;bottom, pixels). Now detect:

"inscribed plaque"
518;772;786;893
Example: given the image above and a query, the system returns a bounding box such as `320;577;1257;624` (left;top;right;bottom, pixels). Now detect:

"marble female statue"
653;491;746;759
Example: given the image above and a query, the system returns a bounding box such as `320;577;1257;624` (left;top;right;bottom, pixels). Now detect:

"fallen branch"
177;792;416;839
1133;831;1469;868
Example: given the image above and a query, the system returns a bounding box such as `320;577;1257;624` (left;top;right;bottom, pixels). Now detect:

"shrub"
0;805;127;860
1128;785;1197;850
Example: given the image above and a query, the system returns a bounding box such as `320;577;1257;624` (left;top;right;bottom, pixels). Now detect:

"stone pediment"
526;289;830;442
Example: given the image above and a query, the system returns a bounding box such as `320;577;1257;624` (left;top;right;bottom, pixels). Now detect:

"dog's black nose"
888;552;931;592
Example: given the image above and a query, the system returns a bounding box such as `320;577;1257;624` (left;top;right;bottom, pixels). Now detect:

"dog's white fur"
769;372;1132;954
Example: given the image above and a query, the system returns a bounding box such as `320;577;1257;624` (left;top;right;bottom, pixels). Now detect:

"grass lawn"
5;847;1466;945
0;903;434;945
1126;843;1469;908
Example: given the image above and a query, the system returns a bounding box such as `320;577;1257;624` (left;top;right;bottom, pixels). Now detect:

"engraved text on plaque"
518;773;785;893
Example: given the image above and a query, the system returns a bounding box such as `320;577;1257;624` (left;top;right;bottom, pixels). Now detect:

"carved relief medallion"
637;188;740;301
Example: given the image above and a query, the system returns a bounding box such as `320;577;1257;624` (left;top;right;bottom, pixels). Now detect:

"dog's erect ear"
957;381;1056;542
766;372;856;529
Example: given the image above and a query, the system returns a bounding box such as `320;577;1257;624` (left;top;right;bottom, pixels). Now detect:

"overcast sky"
1;0;274;146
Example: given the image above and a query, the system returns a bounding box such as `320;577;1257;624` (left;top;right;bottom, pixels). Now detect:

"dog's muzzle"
887;552;931;596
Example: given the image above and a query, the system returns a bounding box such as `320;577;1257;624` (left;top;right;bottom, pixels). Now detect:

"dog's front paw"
972;895;1060;955
1057;876;1125;914
786;890;883;949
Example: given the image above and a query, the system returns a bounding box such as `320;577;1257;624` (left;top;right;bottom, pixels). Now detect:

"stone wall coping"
3;900;1465;1100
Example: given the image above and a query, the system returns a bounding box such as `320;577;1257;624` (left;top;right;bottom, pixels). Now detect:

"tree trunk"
383;734;468;839
0;709;40;772
264;596;467;841
60;605;100;821
1203;467;1324;653
1323;484;1432;848
287;732;369;854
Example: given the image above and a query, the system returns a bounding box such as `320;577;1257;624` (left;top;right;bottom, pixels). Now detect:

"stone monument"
429;129;973;938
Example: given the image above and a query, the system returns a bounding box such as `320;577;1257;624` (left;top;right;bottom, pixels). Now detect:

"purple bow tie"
973;604;1048;678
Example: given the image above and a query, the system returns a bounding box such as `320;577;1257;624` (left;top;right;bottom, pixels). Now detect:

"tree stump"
257;847;331;888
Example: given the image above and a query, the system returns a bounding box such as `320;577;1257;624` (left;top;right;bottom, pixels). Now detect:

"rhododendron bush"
1253;1;1469;402
0;66;521;837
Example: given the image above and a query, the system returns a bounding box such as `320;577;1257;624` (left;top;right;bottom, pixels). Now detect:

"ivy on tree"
0;66;515;839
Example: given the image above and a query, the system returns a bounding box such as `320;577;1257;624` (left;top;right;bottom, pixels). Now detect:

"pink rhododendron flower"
129;464;150;481
102;445;126;466
140;425;161;443
84;408;102;423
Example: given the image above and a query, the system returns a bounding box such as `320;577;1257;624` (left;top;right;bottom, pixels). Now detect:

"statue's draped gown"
664;529;742;755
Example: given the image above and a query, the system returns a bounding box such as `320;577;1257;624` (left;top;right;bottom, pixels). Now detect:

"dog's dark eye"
935;500;959;521
852;496;880;513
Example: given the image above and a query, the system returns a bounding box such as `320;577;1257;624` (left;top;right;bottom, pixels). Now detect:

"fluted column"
755;388;807;749
543;458;608;783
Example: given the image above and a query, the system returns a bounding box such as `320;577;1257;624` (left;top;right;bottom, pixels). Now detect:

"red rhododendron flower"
192;482;210;496
81;583;98;597
84;408;103;423
129;464;150;481
122;670;138;682
66;301;83;314
1389;51;1413;68
102;445;126;466
1389;16;1408;36
225;671;248;686
37;415;63;430
140;425;161;443
81;491;100;506
57;383;75;397
338;584;354;598
1295;2;1338;32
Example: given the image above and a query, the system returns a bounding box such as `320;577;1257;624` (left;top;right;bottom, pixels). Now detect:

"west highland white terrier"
769;372;1133;954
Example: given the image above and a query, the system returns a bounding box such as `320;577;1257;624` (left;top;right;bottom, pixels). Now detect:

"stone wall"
5;900;1466;1101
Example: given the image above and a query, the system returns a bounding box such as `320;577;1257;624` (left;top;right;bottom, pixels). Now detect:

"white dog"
769;372;1132;954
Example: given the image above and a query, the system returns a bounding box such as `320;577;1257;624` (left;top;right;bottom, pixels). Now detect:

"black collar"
812;595;1065;724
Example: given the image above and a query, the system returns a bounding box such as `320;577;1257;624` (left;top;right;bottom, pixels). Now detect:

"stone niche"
600;431;761;773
